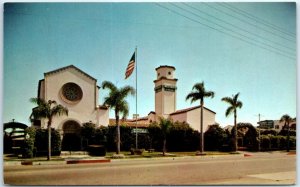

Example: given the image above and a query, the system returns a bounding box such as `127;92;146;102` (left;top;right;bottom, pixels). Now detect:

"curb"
287;152;296;155
66;159;111;164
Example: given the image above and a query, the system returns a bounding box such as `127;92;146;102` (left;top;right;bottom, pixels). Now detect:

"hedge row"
260;135;296;151
22;128;62;158
21;123;295;158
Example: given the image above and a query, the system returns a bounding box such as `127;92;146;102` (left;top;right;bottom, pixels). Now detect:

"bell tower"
154;65;177;118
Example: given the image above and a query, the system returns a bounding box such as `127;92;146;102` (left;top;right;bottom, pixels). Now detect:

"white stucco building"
32;65;109;135
34;64;216;139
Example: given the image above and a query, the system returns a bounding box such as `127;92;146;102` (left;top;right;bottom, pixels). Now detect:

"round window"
61;82;83;103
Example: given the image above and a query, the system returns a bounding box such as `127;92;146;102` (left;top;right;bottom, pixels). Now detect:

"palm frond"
236;101;243;109
204;91;215;98
119;86;135;98
280;114;292;123
101;81;117;92
233;92;240;102
30;97;47;105
193;82;205;93
225;106;234;117
119;100;129;119
159;117;173;136
51;105;69;117
186;92;200;103
221;97;234;105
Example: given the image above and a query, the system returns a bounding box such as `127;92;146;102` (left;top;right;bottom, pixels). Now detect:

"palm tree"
221;93;243;152
158;117;173;156
102;81;135;154
280;114;292;152
186;81;214;154
30;98;68;160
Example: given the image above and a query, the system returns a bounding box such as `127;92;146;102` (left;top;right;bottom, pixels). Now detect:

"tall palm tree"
280;114;292;152
186;81;214;154
158;117;173;156
102;81;135;154
30;98;68;160
221;93;243;152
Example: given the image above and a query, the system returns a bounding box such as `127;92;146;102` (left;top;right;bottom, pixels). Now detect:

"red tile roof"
170;105;216;115
109;118;149;128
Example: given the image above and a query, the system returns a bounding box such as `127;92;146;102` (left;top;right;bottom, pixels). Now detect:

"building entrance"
61;120;81;151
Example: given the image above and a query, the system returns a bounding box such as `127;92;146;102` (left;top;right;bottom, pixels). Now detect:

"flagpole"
135;46;138;150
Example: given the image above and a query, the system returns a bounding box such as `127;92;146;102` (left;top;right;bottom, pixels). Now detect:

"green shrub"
22;127;36;158
81;122;96;148
278;136;287;149
35;128;61;156
204;124;228;151
87;145;106;156
269;135;279;149
260;135;271;150
260;129;278;136
289;136;296;149
279;129;296;136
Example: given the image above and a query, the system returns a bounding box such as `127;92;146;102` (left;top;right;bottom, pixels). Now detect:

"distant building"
257;119;296;131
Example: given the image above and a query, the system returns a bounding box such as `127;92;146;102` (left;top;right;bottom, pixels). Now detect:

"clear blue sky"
3;2;296;127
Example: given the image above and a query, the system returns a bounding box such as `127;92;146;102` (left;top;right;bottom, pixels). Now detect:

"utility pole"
256;113;263;152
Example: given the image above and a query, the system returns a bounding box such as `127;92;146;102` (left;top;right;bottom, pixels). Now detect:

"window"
61;82;83;103
168;72;171;75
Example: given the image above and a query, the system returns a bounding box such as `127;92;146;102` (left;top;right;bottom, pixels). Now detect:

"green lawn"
4;151;239;161
105;151;238;159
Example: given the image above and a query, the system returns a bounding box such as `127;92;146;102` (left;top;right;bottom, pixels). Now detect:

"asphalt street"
3;152;296;185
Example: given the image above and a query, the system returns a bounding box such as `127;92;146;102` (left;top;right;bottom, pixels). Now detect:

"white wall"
170;107;215;132
39;67;108;130
186;108;215;132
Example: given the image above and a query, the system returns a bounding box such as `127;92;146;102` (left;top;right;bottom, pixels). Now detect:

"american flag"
125;52;135;79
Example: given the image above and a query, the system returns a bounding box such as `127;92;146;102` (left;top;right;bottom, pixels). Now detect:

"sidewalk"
4;150;294;166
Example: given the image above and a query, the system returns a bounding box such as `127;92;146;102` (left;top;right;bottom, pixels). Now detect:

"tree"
204;124;227;151
280;114;293;152
30;98;68;160
221;93;243;152
158;117;173;156
186;81;214;154
101;81;135;154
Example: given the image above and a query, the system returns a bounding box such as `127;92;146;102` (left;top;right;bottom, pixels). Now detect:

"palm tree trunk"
287;123;290;152
163;139;166;156
234;111;237;152
47;122;51;161
115;111;120;154
200;100;204;153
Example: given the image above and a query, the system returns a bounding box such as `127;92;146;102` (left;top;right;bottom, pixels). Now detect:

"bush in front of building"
81;122;96;147
260;129;278;136
34;128;61;156
168;121;200;152
260;135;271;150
259;135;296;151
204;124;228;151
278;129;296;136
148;121;200;152
87;145;106;156
22;127;36;158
